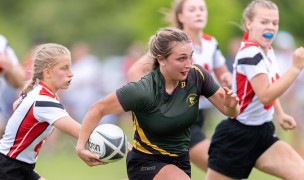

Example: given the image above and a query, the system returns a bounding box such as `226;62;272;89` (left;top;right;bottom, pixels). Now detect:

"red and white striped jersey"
232;35;281;125
0;82;69;164
193;34;226;109
193;34;226;73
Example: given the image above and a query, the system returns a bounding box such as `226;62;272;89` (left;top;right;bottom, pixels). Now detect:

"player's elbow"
259;96;275;106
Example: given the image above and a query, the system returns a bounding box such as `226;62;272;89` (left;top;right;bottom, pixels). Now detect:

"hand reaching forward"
206;87;239;118
222;87;239;109
76;148;108;167
217;87;240;117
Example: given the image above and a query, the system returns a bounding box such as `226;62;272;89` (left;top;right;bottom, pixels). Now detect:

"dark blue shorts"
208;118;279;179
126;148;191;180
190;109;206;147
0;153;41;180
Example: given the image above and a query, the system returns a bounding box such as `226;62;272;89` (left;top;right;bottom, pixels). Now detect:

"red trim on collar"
38;82;55;98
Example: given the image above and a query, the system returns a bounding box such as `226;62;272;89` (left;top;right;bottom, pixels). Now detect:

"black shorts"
126;148;191;180
208;118;279;179
190;109;206;148
0;153;41;180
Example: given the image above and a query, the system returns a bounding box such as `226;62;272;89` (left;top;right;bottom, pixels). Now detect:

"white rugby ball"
88;123;128;163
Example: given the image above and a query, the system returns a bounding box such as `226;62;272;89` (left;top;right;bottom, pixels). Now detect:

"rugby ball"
88;123;128;163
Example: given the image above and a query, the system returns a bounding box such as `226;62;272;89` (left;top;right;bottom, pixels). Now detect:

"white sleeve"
237;48;268;80
242;61;267;80
33;100;69;125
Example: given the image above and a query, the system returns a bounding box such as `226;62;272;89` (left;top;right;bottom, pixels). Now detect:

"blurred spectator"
99;56;125;125
59;42;103;123
226;36;242;73
98;42;145;124
22;35;48;80
275;31;296;74
122;41;145;82
273;31;304;155
0;34;25;138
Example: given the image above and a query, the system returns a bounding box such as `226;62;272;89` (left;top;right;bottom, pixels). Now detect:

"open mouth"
181;71;188;76
195;19;204;23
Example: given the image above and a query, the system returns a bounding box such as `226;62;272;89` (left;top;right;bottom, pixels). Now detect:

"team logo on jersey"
187;94;198;107
181;81;186;88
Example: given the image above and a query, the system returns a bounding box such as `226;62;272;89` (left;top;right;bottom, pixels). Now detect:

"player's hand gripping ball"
88;124;128;163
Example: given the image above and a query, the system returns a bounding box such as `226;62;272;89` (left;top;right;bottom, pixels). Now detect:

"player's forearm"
5;64;25;88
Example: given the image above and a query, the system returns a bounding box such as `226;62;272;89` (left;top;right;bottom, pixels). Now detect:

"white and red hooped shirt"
193;34;226;109
0;82;69;164
232;34;281;125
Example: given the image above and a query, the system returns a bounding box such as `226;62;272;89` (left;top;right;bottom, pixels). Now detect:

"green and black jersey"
116;64;219;157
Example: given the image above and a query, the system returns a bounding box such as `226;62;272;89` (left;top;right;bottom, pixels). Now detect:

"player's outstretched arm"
208;87;240;117
76;92;124;166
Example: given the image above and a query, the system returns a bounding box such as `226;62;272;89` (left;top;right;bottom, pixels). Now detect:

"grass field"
35;111;295;180
36;150;280;180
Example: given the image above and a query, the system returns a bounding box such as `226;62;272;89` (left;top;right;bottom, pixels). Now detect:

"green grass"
36;152;280;180
36;151;129;180
35;112;295;179
36;148;280;180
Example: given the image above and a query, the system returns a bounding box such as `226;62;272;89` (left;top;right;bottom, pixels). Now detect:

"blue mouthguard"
263;33;274;39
